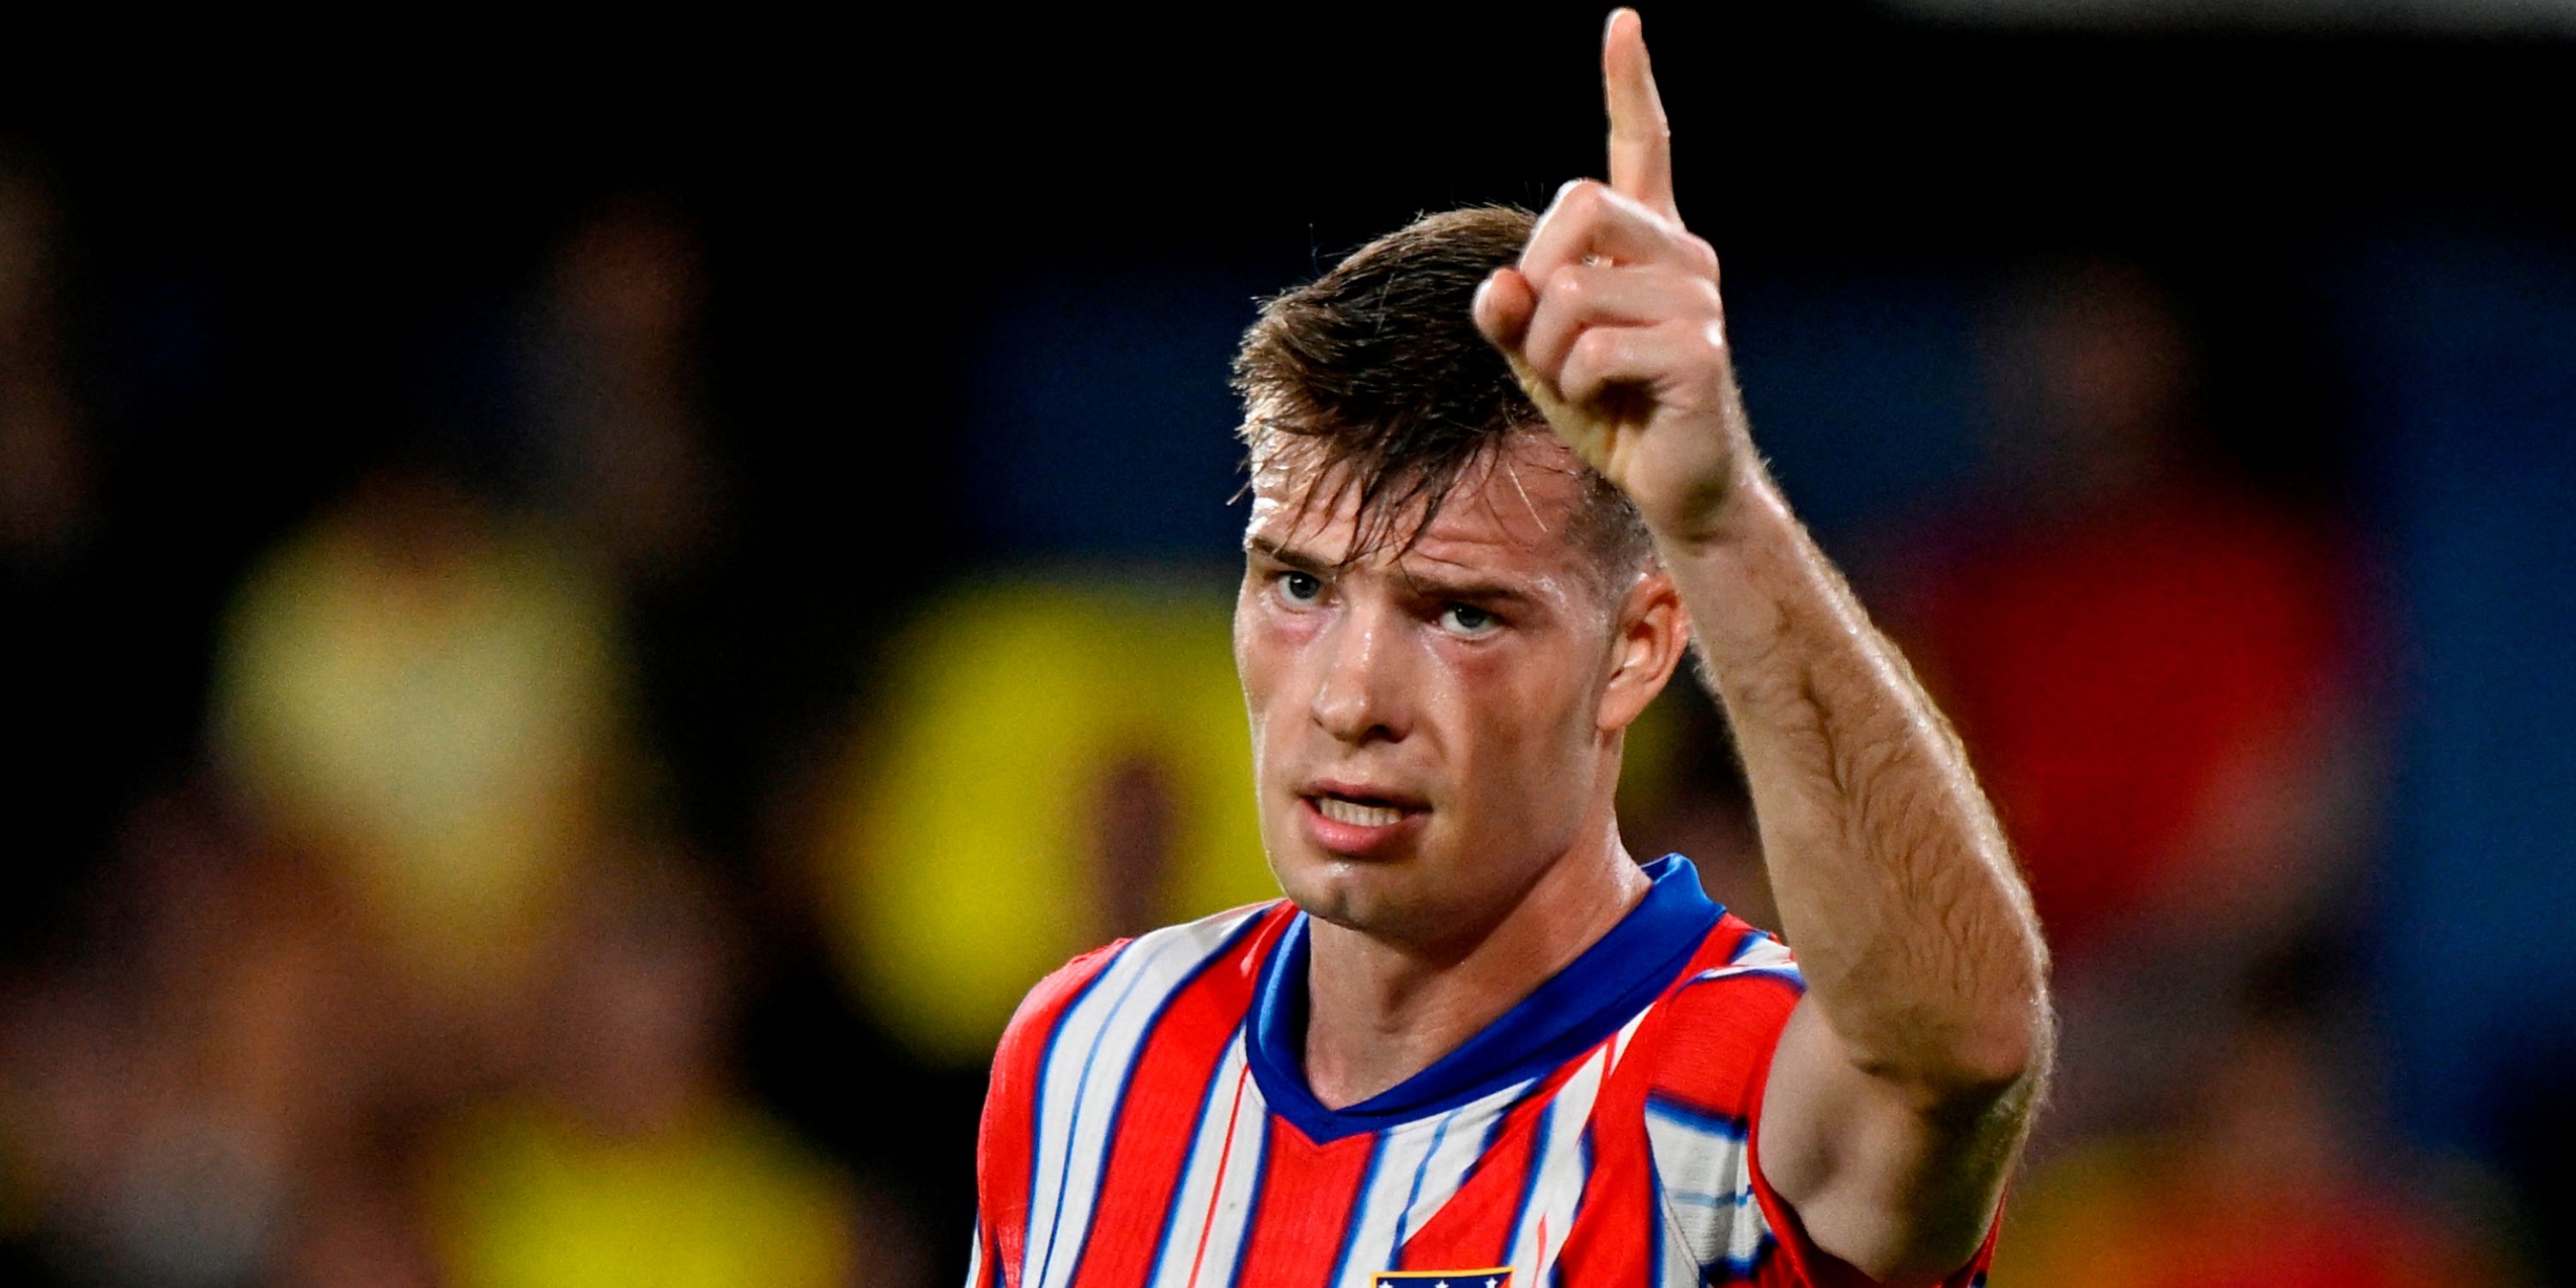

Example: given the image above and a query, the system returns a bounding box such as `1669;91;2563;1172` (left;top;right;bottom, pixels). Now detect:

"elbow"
1946;910;2056;1096
1928;984;2057;1114
1856;979;2055;1114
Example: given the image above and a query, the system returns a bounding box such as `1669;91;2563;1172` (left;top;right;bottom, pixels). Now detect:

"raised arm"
1472;12;2051;1285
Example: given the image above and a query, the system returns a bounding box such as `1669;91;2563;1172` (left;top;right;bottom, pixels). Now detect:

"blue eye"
1441;604;1498;635
1279;571;1323;603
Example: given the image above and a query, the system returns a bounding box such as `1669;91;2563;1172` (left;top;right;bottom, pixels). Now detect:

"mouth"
1313;795;1406;828
1295;783;1428;856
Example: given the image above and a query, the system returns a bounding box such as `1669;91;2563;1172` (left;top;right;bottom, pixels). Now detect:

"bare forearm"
1662;465;2050;1097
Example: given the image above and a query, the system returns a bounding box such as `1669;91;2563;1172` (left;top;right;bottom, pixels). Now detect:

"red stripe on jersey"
980;939;1131;1288
1071;908;1295;1288
971;1220;1003;1288
1233;1118;1381;1288
1638;923;1803;1121
1549;1051;1657;1284
1389;1054;1593;1273
1540;917;1755;1286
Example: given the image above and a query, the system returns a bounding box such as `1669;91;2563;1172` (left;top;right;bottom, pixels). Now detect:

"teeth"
1317;797;1404;828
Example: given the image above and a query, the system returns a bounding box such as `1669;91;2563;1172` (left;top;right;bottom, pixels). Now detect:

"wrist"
1648;455;1787;557
1649;471;1819;667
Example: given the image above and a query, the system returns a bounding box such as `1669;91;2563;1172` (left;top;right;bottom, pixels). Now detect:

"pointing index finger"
1603;8;1676;219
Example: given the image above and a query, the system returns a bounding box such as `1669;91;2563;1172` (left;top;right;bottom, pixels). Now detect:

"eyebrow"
1245;536;1540;610
1244;535;1333;574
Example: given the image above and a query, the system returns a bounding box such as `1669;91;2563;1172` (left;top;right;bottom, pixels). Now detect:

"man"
969;12;2050;1287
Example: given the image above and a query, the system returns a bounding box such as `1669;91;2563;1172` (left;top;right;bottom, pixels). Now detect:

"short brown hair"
1231;205;1652;586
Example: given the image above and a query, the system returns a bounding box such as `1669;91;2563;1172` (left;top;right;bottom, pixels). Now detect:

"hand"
1472;9;1755;548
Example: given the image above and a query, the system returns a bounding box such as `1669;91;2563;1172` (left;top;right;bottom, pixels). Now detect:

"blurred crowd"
6;112;2574;1288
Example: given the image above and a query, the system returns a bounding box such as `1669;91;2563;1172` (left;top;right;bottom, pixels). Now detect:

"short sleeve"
1743;1012;2004;1288
972;939;1129;1287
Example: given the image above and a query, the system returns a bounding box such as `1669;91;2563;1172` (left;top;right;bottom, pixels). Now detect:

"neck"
1300;816;1650;1110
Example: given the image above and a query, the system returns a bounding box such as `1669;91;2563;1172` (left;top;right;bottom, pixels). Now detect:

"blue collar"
1247;854;1722;1143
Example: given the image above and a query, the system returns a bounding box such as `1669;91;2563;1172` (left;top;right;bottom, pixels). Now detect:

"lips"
1294;781;1428;856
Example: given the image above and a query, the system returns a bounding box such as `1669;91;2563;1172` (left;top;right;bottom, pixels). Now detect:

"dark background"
6;3;2573;1284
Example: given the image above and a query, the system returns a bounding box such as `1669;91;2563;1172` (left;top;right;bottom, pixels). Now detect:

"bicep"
1755;997;2032;1287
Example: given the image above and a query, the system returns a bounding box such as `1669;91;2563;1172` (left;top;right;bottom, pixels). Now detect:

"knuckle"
1573;327;1623;369
1686;235;1721;280
1546;264;1589;304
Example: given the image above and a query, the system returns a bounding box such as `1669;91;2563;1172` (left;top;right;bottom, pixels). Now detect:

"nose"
1309;604;1410;745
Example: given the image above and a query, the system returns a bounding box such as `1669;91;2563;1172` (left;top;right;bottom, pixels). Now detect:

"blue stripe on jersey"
1059;912;1271;1288
1724;926;1759;963
1641;1094;1747;1142
1249;855;1724;1142
1714;1234;1775;1282
1504;1097;1553;1266
1024;939;1134;1285
1666;1189;1758;1212
1443;1082;1523;1205
1649;1146;1668;1288
1321;1130;1389;1288
1036;935;1191;1288
1550;1125;1600;1288
1389;1109;1454;1250
1144;1037;1242;1286
1221;1115;1279;1288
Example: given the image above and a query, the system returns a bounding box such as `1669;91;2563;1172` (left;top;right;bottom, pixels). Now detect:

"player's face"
1235;432;1637;949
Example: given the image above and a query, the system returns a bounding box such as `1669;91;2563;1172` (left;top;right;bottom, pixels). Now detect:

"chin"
1274;850;1476;951
1270;847;1400;930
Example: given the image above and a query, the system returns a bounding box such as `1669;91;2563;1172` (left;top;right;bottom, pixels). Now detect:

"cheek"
1443;637;1577;730
1442;641;1599;787
1232;599;1309;741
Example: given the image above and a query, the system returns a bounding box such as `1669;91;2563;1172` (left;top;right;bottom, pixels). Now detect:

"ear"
1597;566;1689;734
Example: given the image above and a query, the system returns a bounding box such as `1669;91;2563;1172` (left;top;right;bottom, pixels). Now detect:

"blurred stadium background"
5;3;2574;1285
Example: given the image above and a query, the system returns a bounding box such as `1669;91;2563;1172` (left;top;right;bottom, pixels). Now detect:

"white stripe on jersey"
964;1218;983;1288
1024;906;1267;1288
1605;1005;1654;1070
1643;1098;1769;1277
1148;1037;1269;1288
1652;1196;1698;1288
1328;1073;1542;1287
1503;1041;1614;1280
1688;932;1801;987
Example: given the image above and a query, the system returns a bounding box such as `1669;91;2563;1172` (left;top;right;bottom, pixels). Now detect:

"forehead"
1244;431;1595;577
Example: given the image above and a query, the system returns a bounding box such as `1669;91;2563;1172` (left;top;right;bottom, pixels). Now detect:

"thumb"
1473;267;1537;352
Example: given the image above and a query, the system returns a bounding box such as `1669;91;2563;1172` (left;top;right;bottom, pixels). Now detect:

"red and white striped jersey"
969;856;1996;1288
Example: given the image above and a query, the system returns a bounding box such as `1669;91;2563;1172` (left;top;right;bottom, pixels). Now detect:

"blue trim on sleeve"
1247;854;1723;1143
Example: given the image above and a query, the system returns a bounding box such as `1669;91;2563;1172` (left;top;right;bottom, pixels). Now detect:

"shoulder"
1631;913;1807;1113
988;899;1292;1084
1613;916;1829;1281
976;899;1290;1231
1663;914;1805;1022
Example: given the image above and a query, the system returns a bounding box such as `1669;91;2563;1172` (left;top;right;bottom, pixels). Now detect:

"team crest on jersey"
1371;1271;1510;1288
